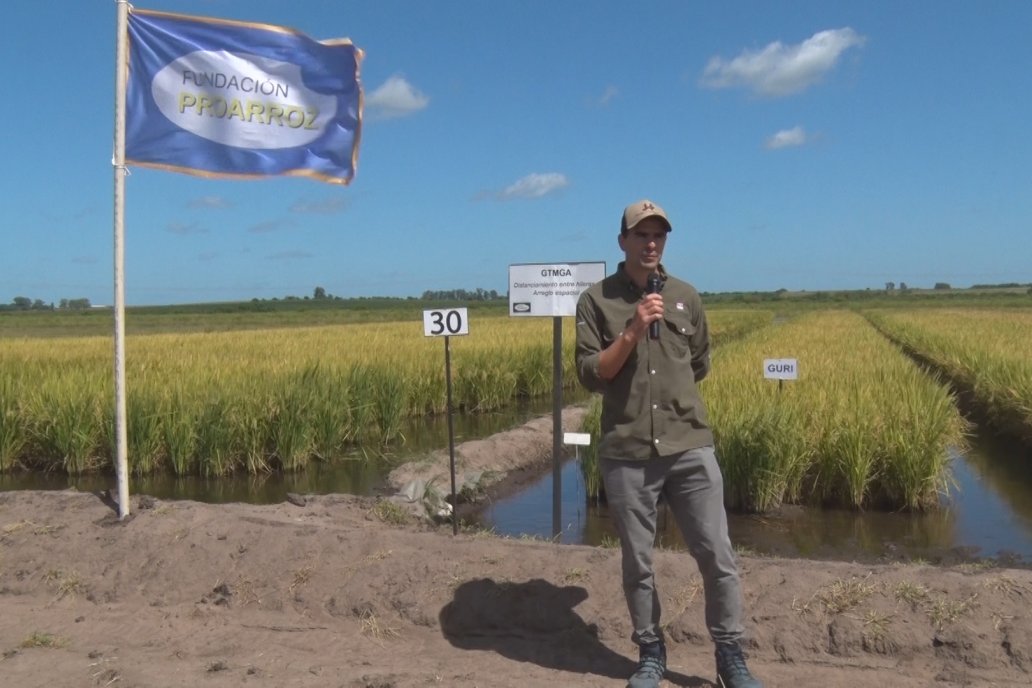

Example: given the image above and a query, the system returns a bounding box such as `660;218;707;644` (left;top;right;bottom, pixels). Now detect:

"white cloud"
700;28;865;97
598;85;619;106
765;126;808;149
497;172;569;200
365;74;429;119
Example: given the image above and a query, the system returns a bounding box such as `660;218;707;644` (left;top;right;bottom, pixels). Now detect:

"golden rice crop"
580;310;967;512
0;318;563;475
710;310;968;511
0;309;770;478
867;308;1032;442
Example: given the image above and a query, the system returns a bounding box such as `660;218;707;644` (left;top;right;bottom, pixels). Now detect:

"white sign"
563;432;592;446
423;308;469;337
764;358;798;380
508;262;606;317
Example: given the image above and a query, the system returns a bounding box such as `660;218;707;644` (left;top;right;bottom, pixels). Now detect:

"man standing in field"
574;200;761;688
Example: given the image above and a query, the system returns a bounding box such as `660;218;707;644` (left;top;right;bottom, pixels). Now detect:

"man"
574;200;762;688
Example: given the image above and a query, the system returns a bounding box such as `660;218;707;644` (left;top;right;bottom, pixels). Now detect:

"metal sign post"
423;307;469;535
508;261;605;540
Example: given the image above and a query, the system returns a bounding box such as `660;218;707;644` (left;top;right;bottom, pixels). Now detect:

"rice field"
867;309;1032;442
580;310;969;512
0;309;769;477
7;304;995;515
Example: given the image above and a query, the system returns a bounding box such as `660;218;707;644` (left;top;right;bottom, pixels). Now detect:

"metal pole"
445;336;458;535
112;0;130;519
552;316;562;540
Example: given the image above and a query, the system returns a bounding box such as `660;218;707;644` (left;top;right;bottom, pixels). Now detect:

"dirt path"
1;410;1030;687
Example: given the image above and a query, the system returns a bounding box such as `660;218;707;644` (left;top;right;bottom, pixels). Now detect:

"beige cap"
621;199;672;234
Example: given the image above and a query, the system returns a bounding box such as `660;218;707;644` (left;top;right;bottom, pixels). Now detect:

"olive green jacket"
575;263;714;460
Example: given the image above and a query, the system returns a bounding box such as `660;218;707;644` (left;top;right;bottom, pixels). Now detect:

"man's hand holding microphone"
630;272;663;343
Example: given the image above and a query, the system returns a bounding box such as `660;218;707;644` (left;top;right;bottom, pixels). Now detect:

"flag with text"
126;9;363;185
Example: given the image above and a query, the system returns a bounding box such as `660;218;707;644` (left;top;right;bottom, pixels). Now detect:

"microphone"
646;273;661;340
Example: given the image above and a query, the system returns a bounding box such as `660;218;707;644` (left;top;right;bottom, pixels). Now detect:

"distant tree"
66;298;91;311
933;282;951;290
885;282;895;291
899;282;909;291
12;296;31;310
313;286;327;299
421;288;503;302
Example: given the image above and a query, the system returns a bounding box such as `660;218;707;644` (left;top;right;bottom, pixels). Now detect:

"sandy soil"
2;410;1031;688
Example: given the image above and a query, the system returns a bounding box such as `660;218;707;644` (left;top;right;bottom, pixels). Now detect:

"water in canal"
473;427;1032;567
2;401;1031;567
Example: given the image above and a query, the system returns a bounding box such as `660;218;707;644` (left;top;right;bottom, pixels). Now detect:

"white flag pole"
112;0;130;519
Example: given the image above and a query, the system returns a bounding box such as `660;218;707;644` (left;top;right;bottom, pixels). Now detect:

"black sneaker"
627;642;666;688
715;641;762;688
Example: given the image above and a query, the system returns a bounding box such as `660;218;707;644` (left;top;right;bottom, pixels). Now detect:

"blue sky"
4;1;1030;306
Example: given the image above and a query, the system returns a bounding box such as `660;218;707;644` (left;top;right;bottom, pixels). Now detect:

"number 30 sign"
423;308;469;337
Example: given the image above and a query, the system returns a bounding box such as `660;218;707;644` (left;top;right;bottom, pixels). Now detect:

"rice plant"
0;374;25;471
0;316;586;476
579;310;967;512
868;308;1032;444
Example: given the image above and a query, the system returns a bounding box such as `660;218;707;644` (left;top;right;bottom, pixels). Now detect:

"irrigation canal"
3;403;1031;568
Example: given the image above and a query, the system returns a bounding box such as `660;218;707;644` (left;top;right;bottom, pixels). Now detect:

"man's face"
619;217;668;273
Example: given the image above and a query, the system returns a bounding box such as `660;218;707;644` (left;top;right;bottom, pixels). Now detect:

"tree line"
420;288;502;301
1;297;93;312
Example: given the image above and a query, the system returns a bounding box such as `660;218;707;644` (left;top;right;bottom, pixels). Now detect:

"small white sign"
764;358;798;380
423;308;469;337
508;262;606;317
563;432;592;446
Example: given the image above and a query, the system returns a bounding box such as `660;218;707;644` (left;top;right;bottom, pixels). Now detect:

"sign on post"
508;261;606;541
423;307;469;535
508;262;606;317
764;358;798;393
563;432;592;446
763;358;799;380
423;308;469;337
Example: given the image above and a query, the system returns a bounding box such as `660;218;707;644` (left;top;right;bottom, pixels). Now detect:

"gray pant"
600;446;743;646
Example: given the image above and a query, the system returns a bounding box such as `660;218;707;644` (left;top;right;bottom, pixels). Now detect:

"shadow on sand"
440;578;707;686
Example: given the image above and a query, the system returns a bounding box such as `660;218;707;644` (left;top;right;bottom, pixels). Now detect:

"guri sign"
763;358;799;381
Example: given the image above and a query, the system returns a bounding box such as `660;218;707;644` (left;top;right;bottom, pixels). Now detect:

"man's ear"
617;233;626;251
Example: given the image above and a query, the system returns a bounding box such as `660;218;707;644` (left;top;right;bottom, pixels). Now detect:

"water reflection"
0;457;388;504
948;429;1032;563
0;390;590;503
474;431;1032;567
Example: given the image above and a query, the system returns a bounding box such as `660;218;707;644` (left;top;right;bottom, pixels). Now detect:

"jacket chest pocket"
664;311;697;357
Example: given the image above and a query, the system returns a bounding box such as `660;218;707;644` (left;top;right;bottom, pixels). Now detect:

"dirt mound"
1;488;1031;687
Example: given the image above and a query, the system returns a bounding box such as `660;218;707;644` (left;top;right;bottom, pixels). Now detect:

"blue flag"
126;9;363;185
